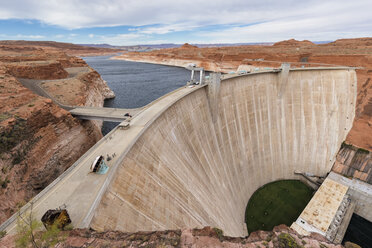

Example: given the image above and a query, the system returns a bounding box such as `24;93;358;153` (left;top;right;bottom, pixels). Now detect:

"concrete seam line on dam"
0;67;357;238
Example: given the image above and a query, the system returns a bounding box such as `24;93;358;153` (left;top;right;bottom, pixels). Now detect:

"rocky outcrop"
0;41;116;224
333;144;371;183
180;43;198;49
273;39;315;47
78;70;115;106
4;61;68;80
0;225;348;247
326;37;372;47
0;40;121;56
0;67;102;223
75;70;115;130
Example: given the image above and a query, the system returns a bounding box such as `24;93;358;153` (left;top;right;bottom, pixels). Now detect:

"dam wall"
91;68;356;237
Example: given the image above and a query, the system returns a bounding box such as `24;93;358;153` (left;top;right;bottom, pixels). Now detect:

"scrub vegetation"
245;180;314;233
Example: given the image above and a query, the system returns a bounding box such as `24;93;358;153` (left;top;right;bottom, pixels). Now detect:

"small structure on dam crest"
186;63;205;85
90;156;109;175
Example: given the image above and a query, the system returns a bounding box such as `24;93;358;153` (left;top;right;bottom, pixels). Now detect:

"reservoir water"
83;55;191;134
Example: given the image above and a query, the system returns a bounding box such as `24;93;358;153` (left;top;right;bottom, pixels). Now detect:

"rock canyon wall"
0;41;116;223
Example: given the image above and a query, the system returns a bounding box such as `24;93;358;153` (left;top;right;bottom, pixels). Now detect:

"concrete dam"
90;67;356;236
0;67;357;237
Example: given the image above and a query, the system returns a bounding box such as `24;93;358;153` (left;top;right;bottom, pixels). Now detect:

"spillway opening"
342;214;372;248
245;180;314;233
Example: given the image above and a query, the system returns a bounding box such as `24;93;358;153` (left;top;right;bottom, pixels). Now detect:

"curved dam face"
91;68;356;237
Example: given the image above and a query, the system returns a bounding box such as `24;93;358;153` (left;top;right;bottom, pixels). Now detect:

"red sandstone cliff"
273;39;315;47
0;40;121;57
0;42;115;223
332;144;371;184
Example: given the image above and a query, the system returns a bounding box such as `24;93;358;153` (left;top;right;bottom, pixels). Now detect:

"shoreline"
110;55;237;73
110;55;195;69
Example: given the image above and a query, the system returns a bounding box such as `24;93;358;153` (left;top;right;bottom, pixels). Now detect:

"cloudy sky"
0;0;371;45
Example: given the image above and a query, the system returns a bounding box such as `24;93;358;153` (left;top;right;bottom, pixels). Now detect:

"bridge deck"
70;107;142;122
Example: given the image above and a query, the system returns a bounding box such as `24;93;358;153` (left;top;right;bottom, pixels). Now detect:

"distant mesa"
180;43;198;49
273;39;315;47
326;37;372;46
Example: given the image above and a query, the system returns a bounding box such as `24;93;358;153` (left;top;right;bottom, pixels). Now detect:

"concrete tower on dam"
0;67;357;238
90;67;356;237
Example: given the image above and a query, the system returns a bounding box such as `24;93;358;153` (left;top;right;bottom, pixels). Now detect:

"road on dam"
0;84;204;234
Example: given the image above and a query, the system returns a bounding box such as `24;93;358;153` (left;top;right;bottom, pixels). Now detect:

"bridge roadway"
69;106;142;122
0;84;205;234
18;76;142;122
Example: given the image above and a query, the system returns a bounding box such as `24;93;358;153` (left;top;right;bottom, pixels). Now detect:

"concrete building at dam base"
1;65;371;245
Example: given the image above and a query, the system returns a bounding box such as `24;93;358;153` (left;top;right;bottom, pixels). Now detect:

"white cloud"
0;34;46;39
91;33;150;45
19;34;45;39
192;1;372;43
81;32;168;45
0;0;369;29
0;0;371;43
136;23;199;34
89;34;95;38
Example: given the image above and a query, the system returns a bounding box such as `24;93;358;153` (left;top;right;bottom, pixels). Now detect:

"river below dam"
83;55;192;134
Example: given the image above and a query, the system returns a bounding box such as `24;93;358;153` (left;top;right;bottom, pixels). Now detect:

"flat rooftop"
292;178;349;236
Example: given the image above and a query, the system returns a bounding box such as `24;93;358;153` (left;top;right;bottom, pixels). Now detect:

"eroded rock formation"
0;41;116;223
0;225;346;247
332;144;371;184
